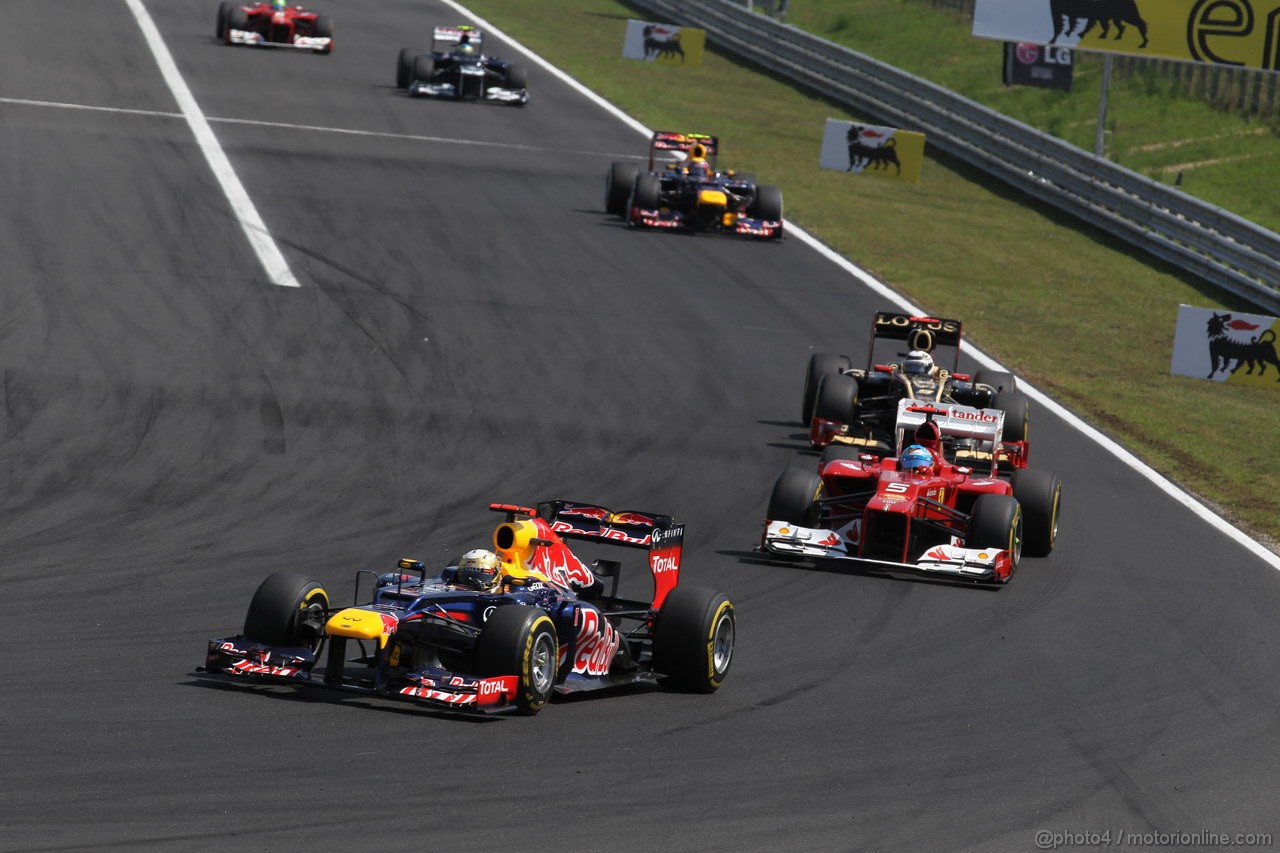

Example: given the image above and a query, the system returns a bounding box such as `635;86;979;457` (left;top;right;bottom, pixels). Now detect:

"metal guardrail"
628;0;1280;313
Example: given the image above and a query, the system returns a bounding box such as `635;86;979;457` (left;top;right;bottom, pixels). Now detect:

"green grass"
461;0;1280;548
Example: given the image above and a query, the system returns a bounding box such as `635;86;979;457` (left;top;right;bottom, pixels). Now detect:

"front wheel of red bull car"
653;587;735;693
475;605;558;716
242;571;330;649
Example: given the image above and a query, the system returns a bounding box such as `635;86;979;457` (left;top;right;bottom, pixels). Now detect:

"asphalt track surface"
2;2;1278;851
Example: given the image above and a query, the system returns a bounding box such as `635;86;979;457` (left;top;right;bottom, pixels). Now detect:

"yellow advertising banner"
818;119;926;184
622;20;707;68
973;0;1280;71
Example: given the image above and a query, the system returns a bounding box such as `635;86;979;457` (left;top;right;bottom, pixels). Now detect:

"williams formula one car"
217;1;333;53
762;400;1062;584
803;311;1031;453
199;501;734;715
395;26;528;105
605;131;783;239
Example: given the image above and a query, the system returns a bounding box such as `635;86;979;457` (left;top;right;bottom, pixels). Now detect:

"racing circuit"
1;1;1278;850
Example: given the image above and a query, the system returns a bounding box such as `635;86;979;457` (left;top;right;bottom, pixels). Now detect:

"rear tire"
967;494;1023;570
767;467;823;526
813;372;859;427
803;352;851;422
992;390;1031;444
243;571;329;649
653;587;735;693
605;162;640;216
1011;469;1061;557
475;605;557;715
974;369;1017;393
396;48;416;89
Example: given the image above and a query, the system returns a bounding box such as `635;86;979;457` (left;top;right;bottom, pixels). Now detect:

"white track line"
442;0;1280;568
125;0;299;287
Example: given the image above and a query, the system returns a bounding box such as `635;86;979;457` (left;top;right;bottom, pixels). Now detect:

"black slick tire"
967;494;1023;571
803;352;851;422
1011;468;1061;557
767;467;823;526
242;571;329;648
475;605;558;715
606;162;640;216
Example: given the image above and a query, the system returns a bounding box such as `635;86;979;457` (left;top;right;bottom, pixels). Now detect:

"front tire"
216;2;232;38
750;184;783;222
503;63;528;90
967;494;1023;570
475;605;557;715
813;372;859;428
396;48;416;89
242;571;329;649
225;7;248;41
974;369;1017;393
412;56;436;87
653;587;735;693
605;162;640;216
630;173;661;212
1011;468;1061;557
767;467;823;526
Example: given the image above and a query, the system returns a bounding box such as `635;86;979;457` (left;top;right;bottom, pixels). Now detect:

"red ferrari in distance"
216;1;333;54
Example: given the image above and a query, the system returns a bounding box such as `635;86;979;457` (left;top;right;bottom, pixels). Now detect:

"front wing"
226;29;332;51
200;636;522;714
628;206;781;238
761;520;1012;583
408;81;528;103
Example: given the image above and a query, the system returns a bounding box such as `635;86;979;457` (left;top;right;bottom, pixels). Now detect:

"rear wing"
895;401;1027;474
491;501;684;608
869;311;963;372
433;25;483;49
649;131;719;171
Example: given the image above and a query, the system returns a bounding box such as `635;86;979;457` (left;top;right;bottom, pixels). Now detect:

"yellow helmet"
456;549;502;591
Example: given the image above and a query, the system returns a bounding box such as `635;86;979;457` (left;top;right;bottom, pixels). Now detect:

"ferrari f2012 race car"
216;1;333;53
605;131;783;239
803;311;1030;453
198;501;735;715
395;26;528;105
762;400;1062;584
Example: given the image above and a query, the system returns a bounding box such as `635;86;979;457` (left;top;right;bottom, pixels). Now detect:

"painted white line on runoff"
123;0;299;287
443;0;1280;568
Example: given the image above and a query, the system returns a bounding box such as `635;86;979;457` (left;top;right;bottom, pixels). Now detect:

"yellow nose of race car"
697;189;727;207
326;608;390;644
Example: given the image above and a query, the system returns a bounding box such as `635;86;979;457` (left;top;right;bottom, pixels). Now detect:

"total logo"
651;554;679;574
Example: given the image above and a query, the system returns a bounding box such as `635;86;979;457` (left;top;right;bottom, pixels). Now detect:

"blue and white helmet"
900;444;934;472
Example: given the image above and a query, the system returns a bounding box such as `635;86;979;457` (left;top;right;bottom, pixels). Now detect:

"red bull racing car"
605;131;783;239
395;26;528;105
199;501;735;715
216;1;333;53
762;400;1061;584
803;311;1030;454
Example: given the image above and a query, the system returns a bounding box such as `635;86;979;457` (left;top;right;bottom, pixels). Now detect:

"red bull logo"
559;505;610;520
573;608;621;676
609;511;655;527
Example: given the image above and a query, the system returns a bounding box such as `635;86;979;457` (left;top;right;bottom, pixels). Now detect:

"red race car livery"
216;2;333;54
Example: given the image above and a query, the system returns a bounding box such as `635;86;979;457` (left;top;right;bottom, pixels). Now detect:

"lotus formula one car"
803;311;1031;453
605;131;783;239
217;1;333;53
762;400;1062;584
395;26;528;105
199;501;734;715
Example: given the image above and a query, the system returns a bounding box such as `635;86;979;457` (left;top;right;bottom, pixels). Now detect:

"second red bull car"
605;131;783;239
198;500;735;715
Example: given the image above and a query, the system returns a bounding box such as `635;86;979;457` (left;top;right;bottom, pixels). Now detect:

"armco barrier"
627;0;1280;313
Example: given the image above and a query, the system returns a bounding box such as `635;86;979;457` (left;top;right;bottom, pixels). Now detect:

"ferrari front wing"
761;520;1012;583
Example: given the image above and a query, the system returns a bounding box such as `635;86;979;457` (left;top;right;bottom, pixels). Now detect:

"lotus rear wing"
433;25;483;49
869;311;963;372
490;501;684;609
649;131;719;171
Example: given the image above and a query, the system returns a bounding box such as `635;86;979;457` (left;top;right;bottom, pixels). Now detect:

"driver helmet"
457;41;476;57
271;0;287;10
904;350;935;376
686;143;710;177
456;549;502;591
900;444;935;474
